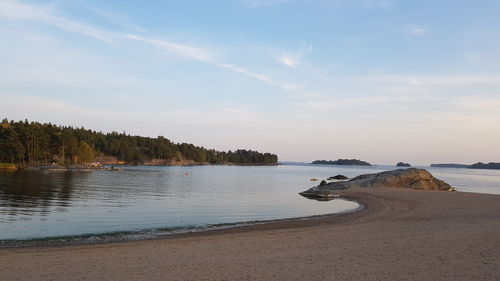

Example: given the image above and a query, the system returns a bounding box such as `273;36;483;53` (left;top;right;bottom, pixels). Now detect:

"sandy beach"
1;187;499;281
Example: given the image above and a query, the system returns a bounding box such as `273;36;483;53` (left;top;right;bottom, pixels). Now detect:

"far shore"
1;187;499;280
0;162;279;172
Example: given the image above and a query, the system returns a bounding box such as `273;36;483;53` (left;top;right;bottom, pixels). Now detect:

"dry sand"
1;187;499;281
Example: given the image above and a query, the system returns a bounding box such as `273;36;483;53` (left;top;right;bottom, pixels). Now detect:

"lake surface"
1;164;499;242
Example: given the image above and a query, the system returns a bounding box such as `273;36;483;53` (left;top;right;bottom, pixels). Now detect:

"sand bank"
1;187;499;280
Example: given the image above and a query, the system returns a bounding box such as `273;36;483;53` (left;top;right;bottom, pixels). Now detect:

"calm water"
1;164;499;242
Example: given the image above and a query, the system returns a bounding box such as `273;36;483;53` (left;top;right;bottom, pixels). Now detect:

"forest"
0;119;278;166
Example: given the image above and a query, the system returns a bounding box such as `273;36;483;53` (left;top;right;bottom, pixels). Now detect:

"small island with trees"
431;162;500;169
311;159;372;166
0;119;278;169
469;162;500;169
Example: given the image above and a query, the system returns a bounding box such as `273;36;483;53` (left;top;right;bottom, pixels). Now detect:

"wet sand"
1;187;499;281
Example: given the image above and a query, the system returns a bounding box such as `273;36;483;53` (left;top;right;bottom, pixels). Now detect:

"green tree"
77;141;94;163
0;119;24;163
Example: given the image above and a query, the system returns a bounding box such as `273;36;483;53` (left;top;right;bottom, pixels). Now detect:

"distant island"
469;162;500;169
396;162;411;167
311;159;372;166
0;119;278;167
431;162;500;170
430;163;470;168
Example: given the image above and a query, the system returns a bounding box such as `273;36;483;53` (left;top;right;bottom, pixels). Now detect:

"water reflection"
1;164;498;241
0;171;86;220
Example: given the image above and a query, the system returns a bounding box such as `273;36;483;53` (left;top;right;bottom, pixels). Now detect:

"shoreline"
1;188;499;280
0;199;364;249
6;162;279;172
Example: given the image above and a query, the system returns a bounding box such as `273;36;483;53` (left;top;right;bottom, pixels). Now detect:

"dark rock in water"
300;168;453;199
299;190;340;201
319;180;327;186
396;162;411;167
327;175;349;180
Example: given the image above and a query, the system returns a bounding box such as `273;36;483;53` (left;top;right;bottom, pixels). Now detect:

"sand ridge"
1;187;499;281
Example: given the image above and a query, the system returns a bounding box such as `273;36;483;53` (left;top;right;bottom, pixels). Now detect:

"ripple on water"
1;164;498;243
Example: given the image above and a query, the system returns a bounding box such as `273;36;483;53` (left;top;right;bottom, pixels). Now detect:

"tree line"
0;119;278;166
431;162;500;169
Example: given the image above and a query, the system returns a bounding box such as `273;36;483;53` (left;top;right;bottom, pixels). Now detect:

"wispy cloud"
278;43;312;68
0;0;113;43
404;25;427;36
83;5;147;33
278;56;298;68
216;63;298;90
1;0;296;90
125;34;215;62
125;34;297;90
295;97;390;112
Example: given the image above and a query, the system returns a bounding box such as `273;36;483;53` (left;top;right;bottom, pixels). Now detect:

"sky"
0;0;499;165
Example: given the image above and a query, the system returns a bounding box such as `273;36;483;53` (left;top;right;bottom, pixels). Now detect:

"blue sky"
1;0;499;165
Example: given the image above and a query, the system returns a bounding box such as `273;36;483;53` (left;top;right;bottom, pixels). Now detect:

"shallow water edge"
0;199;364;248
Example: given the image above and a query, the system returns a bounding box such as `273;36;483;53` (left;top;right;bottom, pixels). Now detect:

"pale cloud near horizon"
293;72;500;117
0;93;273;151
2;92;499;164
357;74;500;87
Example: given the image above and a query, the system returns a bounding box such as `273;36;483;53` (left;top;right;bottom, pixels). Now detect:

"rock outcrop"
327;175;349;180
396;162;411;167
300;168;453;199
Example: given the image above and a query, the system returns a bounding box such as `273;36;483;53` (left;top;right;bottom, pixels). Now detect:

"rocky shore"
300;168;454;199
